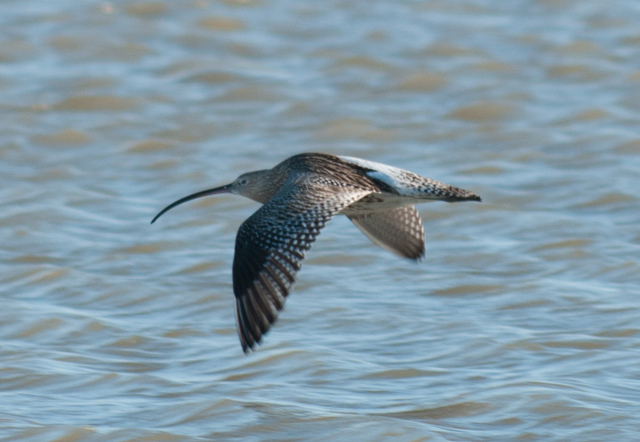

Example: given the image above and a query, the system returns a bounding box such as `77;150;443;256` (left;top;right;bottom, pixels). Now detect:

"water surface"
1;1;639;441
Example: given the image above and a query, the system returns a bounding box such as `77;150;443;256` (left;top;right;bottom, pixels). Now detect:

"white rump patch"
339;155;411;189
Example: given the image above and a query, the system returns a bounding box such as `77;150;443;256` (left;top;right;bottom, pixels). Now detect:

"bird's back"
273;153;395;194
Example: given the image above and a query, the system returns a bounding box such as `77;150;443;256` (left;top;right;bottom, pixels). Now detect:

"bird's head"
151;169;273;224
228;170;274;203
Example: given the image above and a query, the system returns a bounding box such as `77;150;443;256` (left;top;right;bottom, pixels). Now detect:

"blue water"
1;0;639;440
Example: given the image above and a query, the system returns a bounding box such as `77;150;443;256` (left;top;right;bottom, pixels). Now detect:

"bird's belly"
341;193;428;214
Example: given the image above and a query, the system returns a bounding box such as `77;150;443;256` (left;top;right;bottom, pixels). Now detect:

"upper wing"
232;175;372;352
348;206;425;260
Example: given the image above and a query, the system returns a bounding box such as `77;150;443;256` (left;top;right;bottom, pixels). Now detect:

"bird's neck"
242;168;287;204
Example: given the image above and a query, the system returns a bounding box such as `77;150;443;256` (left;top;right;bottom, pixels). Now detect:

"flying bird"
152;153;481;352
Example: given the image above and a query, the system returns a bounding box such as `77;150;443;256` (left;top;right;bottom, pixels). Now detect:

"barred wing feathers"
348;206;425;260
232;175;372;352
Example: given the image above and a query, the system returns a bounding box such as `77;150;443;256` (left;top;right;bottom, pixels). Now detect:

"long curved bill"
151;183;233;224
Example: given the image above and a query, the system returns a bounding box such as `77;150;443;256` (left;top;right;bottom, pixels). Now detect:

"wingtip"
236;297;265;354
240;335;259;354
404;244;426;261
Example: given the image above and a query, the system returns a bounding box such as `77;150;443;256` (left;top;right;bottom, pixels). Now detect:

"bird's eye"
239;179;249;186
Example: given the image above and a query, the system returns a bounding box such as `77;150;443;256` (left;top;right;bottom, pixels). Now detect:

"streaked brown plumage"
152;153;481;353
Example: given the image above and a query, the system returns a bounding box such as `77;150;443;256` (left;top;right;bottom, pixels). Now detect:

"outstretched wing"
232;175;372;353
348;206;425;260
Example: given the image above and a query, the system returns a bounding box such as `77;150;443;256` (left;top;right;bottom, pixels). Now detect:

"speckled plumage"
152;153;481;353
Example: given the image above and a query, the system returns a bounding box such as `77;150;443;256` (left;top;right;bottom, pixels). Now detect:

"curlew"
152;153;481;353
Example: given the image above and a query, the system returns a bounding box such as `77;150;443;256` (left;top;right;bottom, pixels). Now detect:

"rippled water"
2;0;640;440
